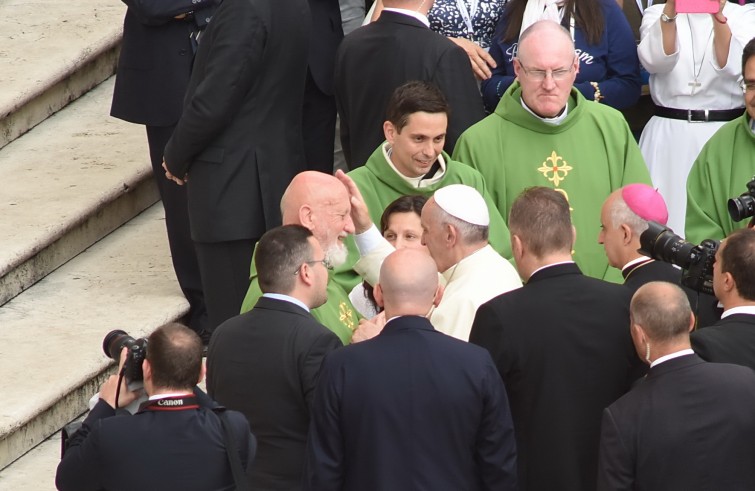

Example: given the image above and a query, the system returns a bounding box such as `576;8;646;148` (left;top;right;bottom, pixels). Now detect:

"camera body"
727;176;755;223
639;222;718;295
102;330;148;382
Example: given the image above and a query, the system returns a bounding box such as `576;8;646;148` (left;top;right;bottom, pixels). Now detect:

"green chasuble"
686;115;755;244
331;144;513;293
239;247;358;345
453;83;651;282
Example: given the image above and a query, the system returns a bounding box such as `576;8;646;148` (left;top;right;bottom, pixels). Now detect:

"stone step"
0;76;159;307
0;204;189;472
0;0;124;151
0;428;62;491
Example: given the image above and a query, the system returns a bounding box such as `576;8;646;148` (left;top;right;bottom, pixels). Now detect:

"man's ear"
374;283;384;308
299;205;315;230
445;223;458;248
723;271;736;295
513;57;522;79
512;234;523;261
384;121;397;144
298;262;315;287
142;359;152;384
620;223;633;245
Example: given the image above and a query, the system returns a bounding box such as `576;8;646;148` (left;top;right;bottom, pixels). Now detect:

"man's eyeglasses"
517;57;576;82
293;258;333;275
742;81;755;93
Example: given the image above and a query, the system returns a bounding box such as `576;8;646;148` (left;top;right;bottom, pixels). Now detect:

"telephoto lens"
102;330;147;382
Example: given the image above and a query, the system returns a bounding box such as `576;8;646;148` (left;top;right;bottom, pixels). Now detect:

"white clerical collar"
521;98;569;125
262;293;310;312
383;142;446;187
650;349;694;368
621;256;651;272
721;305;755;318
382;8;430;27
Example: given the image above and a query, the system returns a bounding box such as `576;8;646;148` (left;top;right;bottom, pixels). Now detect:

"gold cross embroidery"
537;151;573;187
339;301;355;330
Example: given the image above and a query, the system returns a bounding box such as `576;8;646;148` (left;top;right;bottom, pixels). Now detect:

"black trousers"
302;68;337;174
194;239;256;332
145;125;208;333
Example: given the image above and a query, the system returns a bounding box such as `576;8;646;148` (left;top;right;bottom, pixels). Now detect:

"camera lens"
102;329;136;361
728;195;755;222
639;222;695;270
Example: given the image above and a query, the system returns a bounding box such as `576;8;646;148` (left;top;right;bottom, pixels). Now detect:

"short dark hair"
743;37;755;74
379;195;428;233
721;228;755;301
509;187;573;257
385;81;449;133
146;323;203;390
255;225;314;294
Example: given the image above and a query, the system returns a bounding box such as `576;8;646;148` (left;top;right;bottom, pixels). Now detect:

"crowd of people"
54;0;755;489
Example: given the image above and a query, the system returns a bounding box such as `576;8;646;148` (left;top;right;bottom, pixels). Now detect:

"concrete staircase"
0;1;191;488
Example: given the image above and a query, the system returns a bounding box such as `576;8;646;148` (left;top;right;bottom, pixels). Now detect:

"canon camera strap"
140;395;200;412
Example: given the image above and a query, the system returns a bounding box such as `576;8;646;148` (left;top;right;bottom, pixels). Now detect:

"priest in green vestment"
239;172;359;344
333;81;513;292
453;20;651;283
686;41;755;244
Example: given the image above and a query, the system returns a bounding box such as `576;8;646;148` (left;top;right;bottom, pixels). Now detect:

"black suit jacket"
305;315;518;491
470;263;643;491
692;313;755;371
598;354;755;491
207;297;341;490
111;0;217;126
164;0;309;243
622;259;721;327
56;397;255;491
335;10;485;167
307;0;343;95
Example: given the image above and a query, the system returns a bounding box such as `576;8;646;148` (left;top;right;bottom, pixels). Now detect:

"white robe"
432;245;522;341
637;3;755;236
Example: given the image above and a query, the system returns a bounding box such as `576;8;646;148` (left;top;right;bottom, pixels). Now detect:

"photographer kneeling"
56;323;255;491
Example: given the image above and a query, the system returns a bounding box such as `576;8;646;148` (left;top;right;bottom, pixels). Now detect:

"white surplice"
637;3;755;236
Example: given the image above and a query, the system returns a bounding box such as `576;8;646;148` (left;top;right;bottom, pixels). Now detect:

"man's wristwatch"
661;12;677;22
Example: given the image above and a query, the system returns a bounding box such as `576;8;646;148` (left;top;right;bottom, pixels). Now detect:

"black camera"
728;176;755;223
102;330;148;382
639;222;719;295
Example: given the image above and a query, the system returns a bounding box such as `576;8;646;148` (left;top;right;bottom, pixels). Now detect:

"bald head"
518;20;575;60
280;171;355;264
281;171;349;224
631;282;692;343
377;249;439;316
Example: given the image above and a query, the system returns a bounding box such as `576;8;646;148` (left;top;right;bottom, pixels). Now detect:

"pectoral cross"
688;79;702;95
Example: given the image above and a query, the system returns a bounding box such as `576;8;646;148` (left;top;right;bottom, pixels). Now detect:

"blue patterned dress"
428;0;508;48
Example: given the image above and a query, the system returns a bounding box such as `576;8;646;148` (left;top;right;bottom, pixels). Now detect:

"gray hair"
437;207;489;244
609;194;648;236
